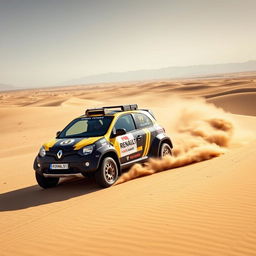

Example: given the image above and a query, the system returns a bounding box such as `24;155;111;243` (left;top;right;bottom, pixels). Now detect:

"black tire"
159;143;172;158
35;172;59;189
95;157;118;188
33;158;39;171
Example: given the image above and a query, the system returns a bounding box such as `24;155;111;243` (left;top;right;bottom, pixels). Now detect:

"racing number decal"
117;133;137;157
60;139;75;145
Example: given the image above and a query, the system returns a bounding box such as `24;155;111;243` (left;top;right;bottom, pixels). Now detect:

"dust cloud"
115;97;236;185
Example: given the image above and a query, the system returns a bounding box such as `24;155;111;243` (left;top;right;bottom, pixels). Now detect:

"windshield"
58;116;113;138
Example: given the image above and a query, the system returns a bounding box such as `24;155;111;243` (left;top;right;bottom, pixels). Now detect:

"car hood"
43;136;103;151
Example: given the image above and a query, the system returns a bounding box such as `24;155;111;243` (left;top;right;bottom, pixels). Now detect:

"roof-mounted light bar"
85;104;138;116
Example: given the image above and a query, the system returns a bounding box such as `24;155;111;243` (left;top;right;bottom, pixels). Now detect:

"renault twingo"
34;105;173;188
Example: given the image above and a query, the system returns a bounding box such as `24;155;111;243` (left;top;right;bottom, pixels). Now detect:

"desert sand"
0;73;256;256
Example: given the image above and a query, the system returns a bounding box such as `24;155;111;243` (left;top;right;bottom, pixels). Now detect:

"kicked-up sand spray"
115;97;235;185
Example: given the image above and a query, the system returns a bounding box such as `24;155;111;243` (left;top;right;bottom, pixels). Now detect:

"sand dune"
0;73;256;256
205;87;256;99
209;92;256;116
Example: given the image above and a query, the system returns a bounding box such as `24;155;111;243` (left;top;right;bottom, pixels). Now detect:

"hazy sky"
1;0;256;87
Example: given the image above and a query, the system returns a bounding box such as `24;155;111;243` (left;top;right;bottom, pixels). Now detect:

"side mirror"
56;131;61;137
112;128;126;137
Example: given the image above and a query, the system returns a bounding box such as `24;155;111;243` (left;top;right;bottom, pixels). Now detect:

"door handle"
137;135;142;141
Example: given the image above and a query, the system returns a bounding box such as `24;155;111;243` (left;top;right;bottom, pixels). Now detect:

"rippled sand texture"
0;72;256;256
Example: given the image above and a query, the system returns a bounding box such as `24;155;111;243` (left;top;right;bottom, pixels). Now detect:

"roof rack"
85;104;138;116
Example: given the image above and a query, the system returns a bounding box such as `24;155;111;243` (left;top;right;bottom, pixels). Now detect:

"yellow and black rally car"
34;105;173;188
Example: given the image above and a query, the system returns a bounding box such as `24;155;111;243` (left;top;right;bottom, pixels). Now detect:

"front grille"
46;150;81;161
46;151;77;157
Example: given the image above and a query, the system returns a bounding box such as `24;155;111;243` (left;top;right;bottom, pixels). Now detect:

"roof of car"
79;104;156;120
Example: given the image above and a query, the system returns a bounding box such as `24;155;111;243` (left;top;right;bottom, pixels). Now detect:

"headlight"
82;145;94;155
39;146;46;157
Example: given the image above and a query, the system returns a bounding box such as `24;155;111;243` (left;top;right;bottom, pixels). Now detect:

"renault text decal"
117;134;137;157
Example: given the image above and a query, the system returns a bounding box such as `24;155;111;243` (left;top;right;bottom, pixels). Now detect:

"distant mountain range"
1;60;256;92
64;60;256;85
0;83;17;91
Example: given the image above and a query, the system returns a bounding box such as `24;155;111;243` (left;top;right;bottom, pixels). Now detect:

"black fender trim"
148;134;173;157
97;149;121;175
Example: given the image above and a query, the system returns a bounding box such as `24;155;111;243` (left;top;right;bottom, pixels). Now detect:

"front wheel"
95;157;119;188
35;172;59;189
159;143;172;158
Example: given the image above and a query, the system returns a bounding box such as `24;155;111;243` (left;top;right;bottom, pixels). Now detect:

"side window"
114;114;136;132
134;113;153;129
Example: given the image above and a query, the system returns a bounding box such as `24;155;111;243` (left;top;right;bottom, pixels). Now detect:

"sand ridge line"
1;75;256;256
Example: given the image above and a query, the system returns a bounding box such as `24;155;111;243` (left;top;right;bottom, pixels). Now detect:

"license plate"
50;163;69;170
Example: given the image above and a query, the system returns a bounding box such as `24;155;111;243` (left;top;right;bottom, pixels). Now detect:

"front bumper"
43;173;84;178
34;152;100;177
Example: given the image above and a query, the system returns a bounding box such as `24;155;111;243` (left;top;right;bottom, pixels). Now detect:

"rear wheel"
95;157;118;188
159;143;172;158
35;172;59;189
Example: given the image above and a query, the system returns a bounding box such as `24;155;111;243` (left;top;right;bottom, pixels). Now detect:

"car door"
132;112;154;157
110;114;146;164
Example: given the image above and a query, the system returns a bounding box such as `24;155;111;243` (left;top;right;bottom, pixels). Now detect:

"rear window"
133;113;153;129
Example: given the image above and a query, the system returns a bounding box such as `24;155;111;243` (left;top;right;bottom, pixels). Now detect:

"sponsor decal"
129;152;141;160
81;116;104;120
60;139;75;145
117;133;137;157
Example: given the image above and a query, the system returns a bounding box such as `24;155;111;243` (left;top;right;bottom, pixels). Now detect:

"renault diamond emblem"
57;150;63;159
